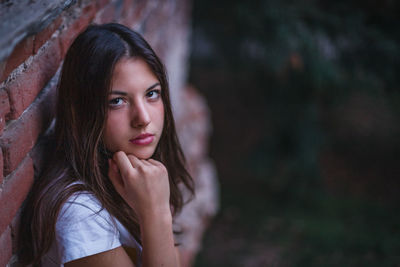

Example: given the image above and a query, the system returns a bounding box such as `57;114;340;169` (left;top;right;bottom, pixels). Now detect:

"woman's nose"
131;101;151;128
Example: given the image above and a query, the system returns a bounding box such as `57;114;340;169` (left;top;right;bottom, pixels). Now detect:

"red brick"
121;0;136;25
0;36;34;84
96;0;111;10
0;61;5;79
0;89;10;133
132;0;148;18
0;156;34;237
0;149;3;184
33;16;63;54
5;38;61;120
10;210;21;254
59;3;97;56
0;81;57;176
123;0;134;11
121;0;148;26
93;2;116;24
82;3;97;22
0;227;12;267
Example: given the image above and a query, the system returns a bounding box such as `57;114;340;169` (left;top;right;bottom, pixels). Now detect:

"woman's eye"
108;97;125;107
147;89;161;100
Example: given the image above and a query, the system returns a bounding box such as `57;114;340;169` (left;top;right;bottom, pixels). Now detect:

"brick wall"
0;0;219;266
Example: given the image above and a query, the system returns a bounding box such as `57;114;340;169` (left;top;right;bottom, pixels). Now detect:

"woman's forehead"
111;58;160;91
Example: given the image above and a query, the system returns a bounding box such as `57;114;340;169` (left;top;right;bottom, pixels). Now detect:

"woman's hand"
108;151;180;267
108;151;171;223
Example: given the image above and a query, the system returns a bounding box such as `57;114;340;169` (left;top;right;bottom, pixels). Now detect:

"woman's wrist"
139;206;173;226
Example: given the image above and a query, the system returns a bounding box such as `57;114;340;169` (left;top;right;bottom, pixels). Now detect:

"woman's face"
103;58;164;159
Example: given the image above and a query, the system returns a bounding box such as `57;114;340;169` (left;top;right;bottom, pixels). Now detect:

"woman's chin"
124;149;155;160
134;154;152;160
106;146;156;160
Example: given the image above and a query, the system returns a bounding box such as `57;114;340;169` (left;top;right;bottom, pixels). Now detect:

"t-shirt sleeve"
55;192;122;264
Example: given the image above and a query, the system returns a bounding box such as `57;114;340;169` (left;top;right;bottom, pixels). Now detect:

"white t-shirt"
41;191;142;266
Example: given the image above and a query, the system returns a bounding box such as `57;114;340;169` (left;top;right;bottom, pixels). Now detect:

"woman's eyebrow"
110;83;160;95
146;82;161;91
110;90;127;95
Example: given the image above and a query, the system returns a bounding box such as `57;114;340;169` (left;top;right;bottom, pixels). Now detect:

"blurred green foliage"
191;0;400;196
190;0;400;266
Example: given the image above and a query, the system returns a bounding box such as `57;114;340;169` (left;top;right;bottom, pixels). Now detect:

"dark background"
188;0;400;266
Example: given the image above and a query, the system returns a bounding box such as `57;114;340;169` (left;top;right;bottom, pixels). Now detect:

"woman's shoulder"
48;184;123;265
63;190;102;213
57;183;115;228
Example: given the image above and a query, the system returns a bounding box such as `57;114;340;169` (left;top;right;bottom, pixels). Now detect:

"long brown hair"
17;23;194;265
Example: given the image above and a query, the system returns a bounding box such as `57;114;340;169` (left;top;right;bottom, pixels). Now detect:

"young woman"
17;23;194;267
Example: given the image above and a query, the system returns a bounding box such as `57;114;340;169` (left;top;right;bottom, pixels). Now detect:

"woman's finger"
141;159;152;166
113;151;136;180
127;154;143;169
148;158;163;166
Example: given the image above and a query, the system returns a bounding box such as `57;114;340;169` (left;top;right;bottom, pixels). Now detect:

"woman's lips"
129;134;154;145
